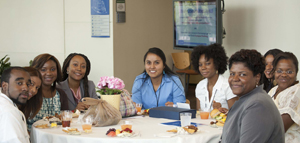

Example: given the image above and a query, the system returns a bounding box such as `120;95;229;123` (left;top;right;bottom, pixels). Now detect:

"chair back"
171;52;190;70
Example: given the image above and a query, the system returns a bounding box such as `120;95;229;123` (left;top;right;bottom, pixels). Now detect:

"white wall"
222;0;300;80
0;0;65;66
64;0;114;83
1;0;300;82
0;0;114;84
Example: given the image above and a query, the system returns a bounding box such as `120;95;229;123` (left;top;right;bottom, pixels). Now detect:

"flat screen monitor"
173;0;223;50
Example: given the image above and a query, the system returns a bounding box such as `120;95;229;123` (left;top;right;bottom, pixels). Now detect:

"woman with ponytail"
132;47;186;109
57;53;98;111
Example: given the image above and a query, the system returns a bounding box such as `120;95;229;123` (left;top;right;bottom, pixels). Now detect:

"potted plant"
96;76;125;110
0;55;11;83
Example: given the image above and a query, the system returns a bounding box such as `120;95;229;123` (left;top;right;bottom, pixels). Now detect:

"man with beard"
0;67;31;143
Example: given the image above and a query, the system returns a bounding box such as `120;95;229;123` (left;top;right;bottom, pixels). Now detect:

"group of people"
0;53;98;142
0;44;299;142
190;45;298;143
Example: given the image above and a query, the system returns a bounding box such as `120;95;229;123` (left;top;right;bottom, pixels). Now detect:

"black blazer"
57;79;98;110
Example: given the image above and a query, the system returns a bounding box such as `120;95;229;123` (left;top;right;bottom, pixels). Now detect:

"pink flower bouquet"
96;76;125;95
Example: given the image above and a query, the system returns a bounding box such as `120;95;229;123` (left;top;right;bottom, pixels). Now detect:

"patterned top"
119;89;136;117
27;90;61;132
268;83;300;143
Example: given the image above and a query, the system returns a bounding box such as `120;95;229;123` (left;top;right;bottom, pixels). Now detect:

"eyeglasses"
275;70;294;74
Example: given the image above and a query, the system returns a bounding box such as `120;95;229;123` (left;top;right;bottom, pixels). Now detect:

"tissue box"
149;106;196;120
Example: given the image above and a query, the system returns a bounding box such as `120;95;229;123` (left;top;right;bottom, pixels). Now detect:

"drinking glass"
82;115;93;131
135;103;142;113
121;120;133;130
61;110;72;127
200;109;210;119
180;112;191;127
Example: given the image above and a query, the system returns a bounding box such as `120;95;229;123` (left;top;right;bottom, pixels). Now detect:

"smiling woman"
26;53;70;132
221;49;284;143
131;47;186;109
57;53;98;111
262;49;283;92
191;44;238;112
268;52;300;142
19;67;43;121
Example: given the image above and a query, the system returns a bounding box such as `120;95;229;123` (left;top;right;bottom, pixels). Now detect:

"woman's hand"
165;101;174;107
218;107;228;114
213;101;222;109
76;102;90;111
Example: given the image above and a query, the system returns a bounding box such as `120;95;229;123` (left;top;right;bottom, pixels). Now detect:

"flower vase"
100;94;121;110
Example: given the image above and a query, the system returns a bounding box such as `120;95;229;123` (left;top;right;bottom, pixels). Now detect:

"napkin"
161;121;202;127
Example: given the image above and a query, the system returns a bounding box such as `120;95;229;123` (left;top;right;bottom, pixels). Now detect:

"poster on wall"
91;0;110;38
174;1;217;47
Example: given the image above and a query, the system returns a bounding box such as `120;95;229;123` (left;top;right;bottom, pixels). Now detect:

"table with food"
30;109;224;143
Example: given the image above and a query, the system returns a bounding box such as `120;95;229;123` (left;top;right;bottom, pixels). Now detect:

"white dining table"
30;115;222;143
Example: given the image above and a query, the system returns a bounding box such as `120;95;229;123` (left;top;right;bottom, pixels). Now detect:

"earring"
163;70;166;75
216;70;218;74
67;70;69;74
256;82;259;87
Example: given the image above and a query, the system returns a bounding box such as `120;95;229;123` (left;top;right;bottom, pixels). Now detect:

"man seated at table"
0;67;31;143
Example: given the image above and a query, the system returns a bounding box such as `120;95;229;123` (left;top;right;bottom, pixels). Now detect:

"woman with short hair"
221;49;284;143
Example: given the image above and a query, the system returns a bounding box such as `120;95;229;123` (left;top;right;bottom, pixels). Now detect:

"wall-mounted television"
173;0;223;50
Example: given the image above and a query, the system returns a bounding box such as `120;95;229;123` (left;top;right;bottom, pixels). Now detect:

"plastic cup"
180;112;191;127
135;103;142;113
121;120;133;130
200;111;210;119
61;110;72;127
81;115;93;131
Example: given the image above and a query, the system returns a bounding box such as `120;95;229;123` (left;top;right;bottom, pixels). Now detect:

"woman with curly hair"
57;53;98;111
191;44;237;111
263;49;283;92
221;49;284;143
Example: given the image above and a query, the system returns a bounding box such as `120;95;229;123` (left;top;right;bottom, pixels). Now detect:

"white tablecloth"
31;116;222;143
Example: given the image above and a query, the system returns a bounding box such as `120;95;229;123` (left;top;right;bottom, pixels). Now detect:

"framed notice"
91;0;110;38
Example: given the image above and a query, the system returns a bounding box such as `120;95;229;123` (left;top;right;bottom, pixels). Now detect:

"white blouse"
195;75;237;112
269;83;300;143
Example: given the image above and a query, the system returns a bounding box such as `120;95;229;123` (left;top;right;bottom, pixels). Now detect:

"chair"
171;52;198;96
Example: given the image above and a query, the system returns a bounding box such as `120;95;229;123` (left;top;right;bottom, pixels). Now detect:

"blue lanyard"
154;88;161;107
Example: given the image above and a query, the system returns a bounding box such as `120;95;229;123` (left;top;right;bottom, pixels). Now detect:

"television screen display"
173;0;222;50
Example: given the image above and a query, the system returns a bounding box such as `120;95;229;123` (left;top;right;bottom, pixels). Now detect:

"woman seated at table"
132;47;186;109
191;44;238;112
27;54;70;131
268;52;300;142
262;49;283;92
18;67;43;132
221;49;284;143
57;53;98;111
